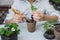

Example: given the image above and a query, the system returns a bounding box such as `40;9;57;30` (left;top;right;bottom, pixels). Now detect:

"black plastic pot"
49;0;60;11
43;29;55;40
1;34;17;40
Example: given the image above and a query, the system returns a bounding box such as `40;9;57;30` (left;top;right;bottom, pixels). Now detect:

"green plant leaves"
48;20;56;25
5;23;18;30
0;28;5;35
10;23;18;30
43;22;48;30
5;30;13;37
4;23;10;27
31;6;37;11
15;29;20;34
0;23;20;37
43;20;57;30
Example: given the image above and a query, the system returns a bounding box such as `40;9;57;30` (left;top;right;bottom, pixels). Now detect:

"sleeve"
4;10;14;23
43;1;60;21
23;9;32;19
11;0;18;10
5;10;14;20
4;0;19;23
4;0;19;21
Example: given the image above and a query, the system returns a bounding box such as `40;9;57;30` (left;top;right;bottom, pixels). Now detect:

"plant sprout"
31;5;37;11
0;23;20;37
43;20;56;30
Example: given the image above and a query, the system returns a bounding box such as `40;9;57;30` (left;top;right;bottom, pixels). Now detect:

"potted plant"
49;0;60;11
43;20;56;40
26;5;37;32
0;23;20;40
54;23;60;40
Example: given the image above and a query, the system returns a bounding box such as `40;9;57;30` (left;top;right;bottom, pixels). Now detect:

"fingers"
14;14;24;18
33;13;38;16
32;11;43;14
32;12;40;21
13;17;24;23
32;13;44;21
13;14;24;23
32;11;37;14
33;16;40;21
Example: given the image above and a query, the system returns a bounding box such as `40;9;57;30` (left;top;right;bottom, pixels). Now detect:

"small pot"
54;23;60;40
26;21;36;32
1;33;17;40
43;29;55;39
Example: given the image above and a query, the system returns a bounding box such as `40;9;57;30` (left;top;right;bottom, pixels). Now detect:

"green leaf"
43;22;48;30
43;20;57;30
4;23;10;27
10;23;18;30
48;20;56;24
0;23;20;37
31;6;37;11
15;29;20;34
0;28;5;35
5;30;13;37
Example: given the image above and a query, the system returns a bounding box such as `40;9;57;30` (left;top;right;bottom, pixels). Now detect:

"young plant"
31;5;37;11
0;23;20;37
30;5;37;21
25;6;37;22
43;20;56;30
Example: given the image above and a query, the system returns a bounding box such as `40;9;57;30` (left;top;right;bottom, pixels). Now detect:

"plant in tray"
26;5;37;32
43;20;56;40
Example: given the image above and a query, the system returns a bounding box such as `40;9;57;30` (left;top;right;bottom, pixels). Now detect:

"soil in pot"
54;24;60;40
43;29;55;39
26;20;36;32
1;33;17;40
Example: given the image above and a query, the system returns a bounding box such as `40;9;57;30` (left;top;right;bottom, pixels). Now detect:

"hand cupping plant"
0;23;20;37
